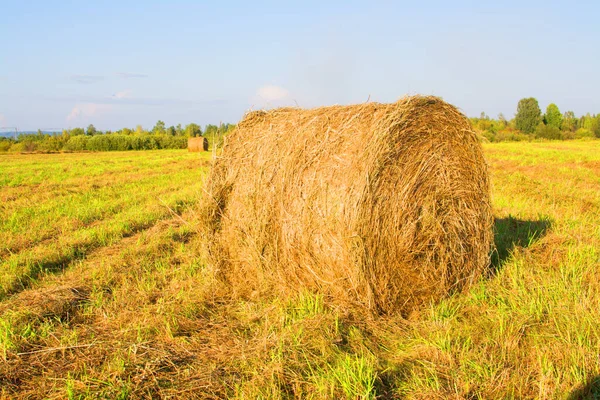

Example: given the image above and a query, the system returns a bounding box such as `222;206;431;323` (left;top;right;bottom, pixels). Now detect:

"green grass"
0;150;209;299
0;142;599;399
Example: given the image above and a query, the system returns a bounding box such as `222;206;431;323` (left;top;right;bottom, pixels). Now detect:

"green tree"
589;115;600;138
184;123;202;137
562;111;577;132
152;120;166;135
176;124;183;136
204;124;218;137
498;113;508;127
167;126;176;136
581;113;594;130
544;104;562;129
70;127;85;136
220;123;236;132
515;97;542;134
86;124;97;136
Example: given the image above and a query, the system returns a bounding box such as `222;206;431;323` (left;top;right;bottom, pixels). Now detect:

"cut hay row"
201;95;493;315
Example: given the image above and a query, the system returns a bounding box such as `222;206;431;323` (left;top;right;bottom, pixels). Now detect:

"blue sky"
0;0;598;131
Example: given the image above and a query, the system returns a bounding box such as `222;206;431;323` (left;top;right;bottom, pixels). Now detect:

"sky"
0;0;598;131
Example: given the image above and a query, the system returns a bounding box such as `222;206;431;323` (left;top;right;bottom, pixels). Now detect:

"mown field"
0;142;599;399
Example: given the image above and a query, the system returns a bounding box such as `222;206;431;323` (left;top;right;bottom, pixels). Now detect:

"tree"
184;123;202;137
562;111;577;132
176;124;183;136
544;104;562;129
167;126;176;136
581;113;594;130
152;120;166;135
204;124;218;138
515;98;542;134
220;123;236;132
86;124;97;136
589;115;600;138
498;113;508;127
70;127;85;136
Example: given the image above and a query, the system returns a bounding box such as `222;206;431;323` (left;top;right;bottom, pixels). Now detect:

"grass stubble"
0;142;599;399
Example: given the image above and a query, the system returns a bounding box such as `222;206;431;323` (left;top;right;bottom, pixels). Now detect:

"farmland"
1;142;599;399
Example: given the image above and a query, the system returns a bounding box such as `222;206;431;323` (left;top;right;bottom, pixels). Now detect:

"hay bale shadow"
490;215;551;273
568;376;600;399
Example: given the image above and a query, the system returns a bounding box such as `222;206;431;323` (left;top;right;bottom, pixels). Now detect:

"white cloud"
70;74;104;84
116;72;148;79
112;89;132;99
256;85;290;102
66;103;112;122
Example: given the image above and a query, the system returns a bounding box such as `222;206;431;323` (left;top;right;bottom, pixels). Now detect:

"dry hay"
200;95;493;315
188;137;208;152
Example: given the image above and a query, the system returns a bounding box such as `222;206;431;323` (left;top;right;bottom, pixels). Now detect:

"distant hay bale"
201;95;493;315
188;137;208;152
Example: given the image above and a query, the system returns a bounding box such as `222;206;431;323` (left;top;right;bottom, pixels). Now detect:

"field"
0;142;599;399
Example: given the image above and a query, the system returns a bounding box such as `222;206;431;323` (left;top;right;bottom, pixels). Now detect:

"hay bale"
188;137;208;152
201;95;493;315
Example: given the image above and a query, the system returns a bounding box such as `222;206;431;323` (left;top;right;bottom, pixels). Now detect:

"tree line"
1;99;598;153
0;121;237;152
472;98;600;142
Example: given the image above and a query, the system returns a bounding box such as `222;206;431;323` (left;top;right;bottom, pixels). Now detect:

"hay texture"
188;137;209;152
201;96;493;315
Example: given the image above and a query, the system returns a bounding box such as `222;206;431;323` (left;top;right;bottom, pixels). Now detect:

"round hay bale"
201;95;493;315
188;137;209;152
